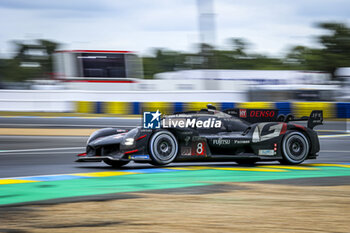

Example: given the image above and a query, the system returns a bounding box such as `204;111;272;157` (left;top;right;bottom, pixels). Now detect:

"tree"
142;48;186;79
230;38;249;57
317;22;350;75
39;39;60;75
284;22;350;79
142;22;350;79
285;46;325;70
0;39;59;82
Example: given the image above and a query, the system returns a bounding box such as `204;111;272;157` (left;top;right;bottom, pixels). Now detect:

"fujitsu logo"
213;138;230;145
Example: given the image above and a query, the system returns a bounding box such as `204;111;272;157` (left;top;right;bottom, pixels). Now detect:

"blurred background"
1;2;350;224
0;0;350;116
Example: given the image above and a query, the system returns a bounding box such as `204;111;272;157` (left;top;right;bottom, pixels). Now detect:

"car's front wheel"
280;131;309;164
149;130;178;165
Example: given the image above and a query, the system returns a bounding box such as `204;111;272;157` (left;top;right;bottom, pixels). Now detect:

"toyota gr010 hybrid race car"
76;105;323;167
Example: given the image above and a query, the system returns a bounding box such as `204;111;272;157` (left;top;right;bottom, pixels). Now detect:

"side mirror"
207;104;216;110
285;114;294;122
277;114;285;122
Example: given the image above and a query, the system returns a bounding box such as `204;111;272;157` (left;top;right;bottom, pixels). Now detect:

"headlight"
124;138;134;146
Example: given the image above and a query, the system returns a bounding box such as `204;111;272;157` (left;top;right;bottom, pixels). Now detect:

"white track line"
0;147;85;153
321;150;350;153
0;151;82;155
319;139;350;142
319;134;350;138
317;130;348;132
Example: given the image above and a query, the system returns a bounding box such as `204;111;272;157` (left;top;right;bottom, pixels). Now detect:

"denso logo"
250;110;275;118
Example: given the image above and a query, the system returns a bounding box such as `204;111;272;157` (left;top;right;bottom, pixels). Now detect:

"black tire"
280;131;309;164
103;159;129;167
149;130;178;165
236;159;257;165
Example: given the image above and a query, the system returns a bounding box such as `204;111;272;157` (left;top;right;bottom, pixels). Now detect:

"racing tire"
103;159;129;167
149;130;178;165
280;131;309;164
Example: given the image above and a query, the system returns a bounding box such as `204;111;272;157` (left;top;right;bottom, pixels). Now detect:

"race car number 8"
196;142;203;155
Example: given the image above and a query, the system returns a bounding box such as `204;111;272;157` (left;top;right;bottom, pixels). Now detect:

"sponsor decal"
143;110;161;129
252;123;283;143
212;139;250;145
249;110;276;118
181;146;192;156
239;109;247;118
140;129;152;133
233;139;250;144
212;138;230;146
130;154;150;160
184;136;191;146
226;109;238;115
226;109;278;122
192;141;206;156
179;131;194;135
311;111;322;119
258;149;275;156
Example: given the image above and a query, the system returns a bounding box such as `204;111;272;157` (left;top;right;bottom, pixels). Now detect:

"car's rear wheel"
103;159;129;167
149;130;178;165
280;131;309;164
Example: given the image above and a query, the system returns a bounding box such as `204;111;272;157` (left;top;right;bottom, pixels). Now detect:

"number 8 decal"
194;141;206;156
197;142;203;155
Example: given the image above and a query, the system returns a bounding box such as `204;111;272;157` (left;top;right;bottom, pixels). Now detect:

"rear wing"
307;110;323;129
288;110;323;129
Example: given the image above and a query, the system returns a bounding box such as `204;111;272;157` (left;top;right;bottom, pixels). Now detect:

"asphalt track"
0;117;349;177
0;116;349;206
0;133;349;178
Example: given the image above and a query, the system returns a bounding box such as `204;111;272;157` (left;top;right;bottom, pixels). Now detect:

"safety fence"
75;101;350;119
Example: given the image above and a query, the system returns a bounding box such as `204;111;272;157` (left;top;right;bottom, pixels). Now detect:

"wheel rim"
283;133;308;162
152;133;177;161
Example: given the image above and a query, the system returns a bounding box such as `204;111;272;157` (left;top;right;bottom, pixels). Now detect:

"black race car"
76;105;323;167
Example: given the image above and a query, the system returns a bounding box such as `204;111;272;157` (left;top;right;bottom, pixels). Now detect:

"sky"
0;0;349;58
